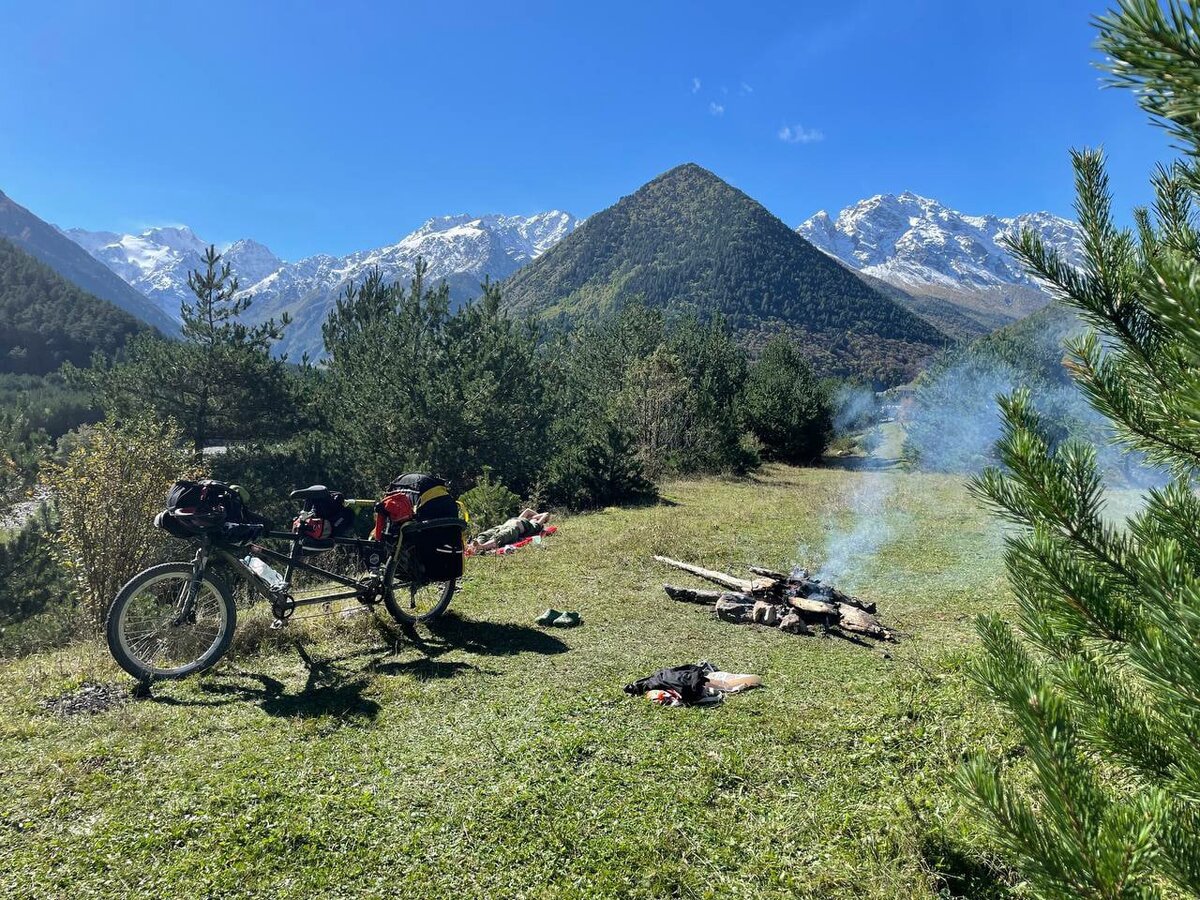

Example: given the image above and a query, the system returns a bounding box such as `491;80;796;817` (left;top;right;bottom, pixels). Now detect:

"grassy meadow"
0;464;1025;899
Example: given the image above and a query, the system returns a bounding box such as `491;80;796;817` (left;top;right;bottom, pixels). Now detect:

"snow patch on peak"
64;225;281;323
67;210;581;359
797;193;1083;295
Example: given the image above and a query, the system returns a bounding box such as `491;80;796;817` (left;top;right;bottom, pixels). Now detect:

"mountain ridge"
798;192;1083;330
0;189;175;334
66;211;580;360
0;236;146;374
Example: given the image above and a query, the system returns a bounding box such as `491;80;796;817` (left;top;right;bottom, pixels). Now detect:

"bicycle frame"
186;516;469;619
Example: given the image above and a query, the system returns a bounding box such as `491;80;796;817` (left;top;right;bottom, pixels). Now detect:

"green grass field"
0;465;1022;899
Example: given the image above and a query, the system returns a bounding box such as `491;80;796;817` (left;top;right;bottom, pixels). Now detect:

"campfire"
654;556;895;642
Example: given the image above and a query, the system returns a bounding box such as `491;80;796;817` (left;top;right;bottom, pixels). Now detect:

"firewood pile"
654;556;895;642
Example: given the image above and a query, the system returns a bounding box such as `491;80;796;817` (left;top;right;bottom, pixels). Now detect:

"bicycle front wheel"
106;562;237;680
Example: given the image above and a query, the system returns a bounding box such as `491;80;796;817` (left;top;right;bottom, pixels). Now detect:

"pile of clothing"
623;662;762;707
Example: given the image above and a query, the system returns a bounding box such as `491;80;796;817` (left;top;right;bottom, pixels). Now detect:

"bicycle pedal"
270;618;287;630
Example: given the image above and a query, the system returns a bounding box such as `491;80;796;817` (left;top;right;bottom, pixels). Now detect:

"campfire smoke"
810;471;893;588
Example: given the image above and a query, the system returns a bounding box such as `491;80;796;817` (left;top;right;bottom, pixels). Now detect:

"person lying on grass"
470;509;551;552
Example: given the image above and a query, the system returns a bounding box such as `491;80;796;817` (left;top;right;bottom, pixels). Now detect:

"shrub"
44;416;201;633
459;467;520;532
0;502;77;656
544;418;656;510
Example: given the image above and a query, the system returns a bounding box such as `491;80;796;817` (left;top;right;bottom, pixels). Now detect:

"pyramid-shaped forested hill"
500;163;949;386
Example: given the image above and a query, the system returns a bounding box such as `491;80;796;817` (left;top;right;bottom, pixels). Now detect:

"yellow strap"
417;486;449;507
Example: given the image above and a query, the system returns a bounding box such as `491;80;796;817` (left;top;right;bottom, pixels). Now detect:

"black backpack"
165;480;245;531
387;473;459;521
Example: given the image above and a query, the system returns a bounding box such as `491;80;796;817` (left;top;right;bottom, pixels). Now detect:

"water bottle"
243;555;285;590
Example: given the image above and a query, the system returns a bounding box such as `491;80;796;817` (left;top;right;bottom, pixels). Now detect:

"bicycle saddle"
289;484;333;501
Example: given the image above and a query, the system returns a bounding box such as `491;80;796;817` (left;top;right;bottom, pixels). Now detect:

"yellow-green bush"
44;416;201;632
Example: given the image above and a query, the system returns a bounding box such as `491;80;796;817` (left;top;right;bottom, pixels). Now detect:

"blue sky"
0;0;1171;260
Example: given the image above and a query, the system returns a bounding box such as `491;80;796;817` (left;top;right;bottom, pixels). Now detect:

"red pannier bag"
372;491;415;541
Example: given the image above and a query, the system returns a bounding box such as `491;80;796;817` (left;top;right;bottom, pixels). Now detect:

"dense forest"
0;238;146;374
501;163;949;387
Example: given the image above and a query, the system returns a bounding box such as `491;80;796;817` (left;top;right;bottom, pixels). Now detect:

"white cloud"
778;124;824;144
740;82;754;95
692;77;701;93
709;102;725;116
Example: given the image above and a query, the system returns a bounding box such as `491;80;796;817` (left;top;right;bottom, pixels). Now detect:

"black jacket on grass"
624;664;712;704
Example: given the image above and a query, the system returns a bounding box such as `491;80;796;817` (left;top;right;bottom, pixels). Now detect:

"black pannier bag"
405;524;465;581
158;479;263;546
292;488;355;553
387;473;465;581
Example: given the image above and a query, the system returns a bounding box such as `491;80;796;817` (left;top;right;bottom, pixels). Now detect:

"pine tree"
960;3;1200;895
742;335;832;464
92;246;295;452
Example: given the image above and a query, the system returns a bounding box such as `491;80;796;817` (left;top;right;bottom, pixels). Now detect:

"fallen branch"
747;565;790;582
663;584;725;605
653;556;776;594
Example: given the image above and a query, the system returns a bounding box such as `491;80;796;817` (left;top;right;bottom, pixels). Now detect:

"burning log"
750;564;878;615
786;595;839;622
654;555;895;643
835;605;893;641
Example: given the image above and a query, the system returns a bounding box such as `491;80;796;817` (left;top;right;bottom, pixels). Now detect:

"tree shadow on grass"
623;494;680;509
820;455;901;471
426;612;570;657
150;610;559;713
368;656;481;679
919;831;1014;900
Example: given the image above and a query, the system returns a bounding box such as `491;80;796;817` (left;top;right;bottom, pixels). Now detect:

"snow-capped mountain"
63;226;286;323
65;211;579;359
798;192;1083;326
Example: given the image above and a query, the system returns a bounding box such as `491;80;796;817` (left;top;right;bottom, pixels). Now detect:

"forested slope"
0;237;146;374
501;163;949;386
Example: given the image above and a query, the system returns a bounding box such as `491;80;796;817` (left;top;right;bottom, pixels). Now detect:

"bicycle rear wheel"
382;551;455;624
106;563;237;680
